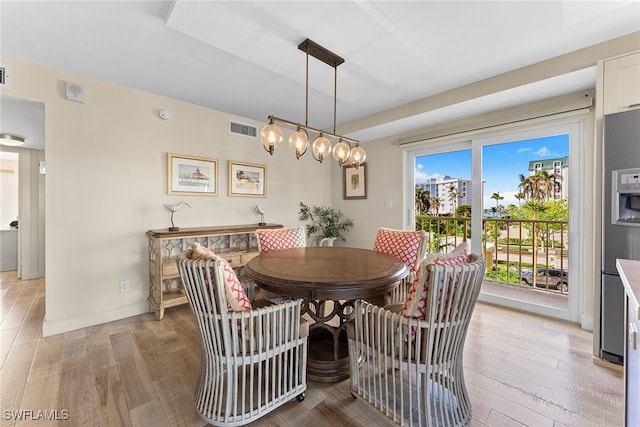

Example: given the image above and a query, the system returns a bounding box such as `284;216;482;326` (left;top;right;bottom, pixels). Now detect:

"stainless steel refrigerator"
601;108;640;365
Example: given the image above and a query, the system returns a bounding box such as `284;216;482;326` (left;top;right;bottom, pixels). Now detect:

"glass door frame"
405;120;584;323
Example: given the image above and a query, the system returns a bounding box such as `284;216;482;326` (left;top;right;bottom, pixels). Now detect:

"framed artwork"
167;153;218;196
343;163;367;200
228;161;267;197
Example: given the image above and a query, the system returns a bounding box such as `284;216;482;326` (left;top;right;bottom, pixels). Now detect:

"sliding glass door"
410;121;582;322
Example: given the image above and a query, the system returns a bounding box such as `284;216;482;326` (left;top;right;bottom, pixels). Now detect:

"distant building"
416;175;472;215
527;156;568;200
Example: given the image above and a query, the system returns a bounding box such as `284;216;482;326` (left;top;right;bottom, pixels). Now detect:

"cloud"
517;147;532;153
415;168;445;184
534;146;551;156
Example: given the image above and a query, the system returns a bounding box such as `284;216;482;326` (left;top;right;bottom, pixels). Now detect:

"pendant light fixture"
260;39;366;169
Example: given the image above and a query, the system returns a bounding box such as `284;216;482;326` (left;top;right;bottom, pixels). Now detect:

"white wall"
0;153;19;227
0;56;332;336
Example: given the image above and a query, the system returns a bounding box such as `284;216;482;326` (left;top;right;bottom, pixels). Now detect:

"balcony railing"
416;215;569;294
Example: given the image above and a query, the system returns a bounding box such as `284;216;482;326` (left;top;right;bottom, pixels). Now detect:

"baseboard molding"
581;313;594;331
42;302;149;337
592;355;624;373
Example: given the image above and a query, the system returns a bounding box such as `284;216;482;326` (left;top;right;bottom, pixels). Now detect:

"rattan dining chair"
348;252;486;427
372;227;428;305
253;226;307;302
177;249;308;426
255;225;307;253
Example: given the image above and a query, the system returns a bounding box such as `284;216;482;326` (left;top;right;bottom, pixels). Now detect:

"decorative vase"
319;237;336;247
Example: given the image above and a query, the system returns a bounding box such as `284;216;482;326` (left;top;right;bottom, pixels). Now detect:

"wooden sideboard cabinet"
147;223;282;319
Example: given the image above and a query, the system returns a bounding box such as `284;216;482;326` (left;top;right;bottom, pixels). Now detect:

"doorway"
0;96;46;280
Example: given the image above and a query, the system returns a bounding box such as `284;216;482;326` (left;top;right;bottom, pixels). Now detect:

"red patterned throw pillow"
189;242;251;312
257;229;295;253
373;228;424;272
219;258;252;312
400;242;469;321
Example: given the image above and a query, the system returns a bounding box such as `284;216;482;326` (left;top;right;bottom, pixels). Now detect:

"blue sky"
415;134;569;210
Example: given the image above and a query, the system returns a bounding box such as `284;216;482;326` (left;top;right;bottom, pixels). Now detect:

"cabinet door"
627;296;640;426
604;52;640;115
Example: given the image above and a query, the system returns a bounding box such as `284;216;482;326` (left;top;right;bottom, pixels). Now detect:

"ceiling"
1;1;639;150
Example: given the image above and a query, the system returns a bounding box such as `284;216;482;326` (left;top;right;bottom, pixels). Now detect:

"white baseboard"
581;313;594;331
42;302;149;337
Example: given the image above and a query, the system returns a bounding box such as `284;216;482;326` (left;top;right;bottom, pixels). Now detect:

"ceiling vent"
229;121;257;138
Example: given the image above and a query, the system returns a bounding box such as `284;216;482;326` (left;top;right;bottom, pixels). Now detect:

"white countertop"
617;259;640;313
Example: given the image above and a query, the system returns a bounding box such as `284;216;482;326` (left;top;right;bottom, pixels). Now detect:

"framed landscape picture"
167;153;217;196
343;163;367;199
228;161;267;197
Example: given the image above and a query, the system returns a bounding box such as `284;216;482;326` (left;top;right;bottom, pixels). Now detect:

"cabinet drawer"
162;257;179;278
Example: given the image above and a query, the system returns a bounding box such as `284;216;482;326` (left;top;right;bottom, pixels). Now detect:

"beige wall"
0;56;332;336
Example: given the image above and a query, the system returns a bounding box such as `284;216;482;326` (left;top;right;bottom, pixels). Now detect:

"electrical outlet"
119;280;129;293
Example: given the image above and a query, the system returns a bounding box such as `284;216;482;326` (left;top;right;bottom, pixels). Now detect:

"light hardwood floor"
0;271;623;426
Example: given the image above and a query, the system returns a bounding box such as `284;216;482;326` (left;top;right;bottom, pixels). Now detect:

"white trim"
400;107;590;149
42;302;148;337
581;313;594;331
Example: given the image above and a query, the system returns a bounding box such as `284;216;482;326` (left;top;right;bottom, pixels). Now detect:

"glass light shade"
349;144;367;169
260;123;283;155
288;128;309;159
312;134;332;163
332;139;351;165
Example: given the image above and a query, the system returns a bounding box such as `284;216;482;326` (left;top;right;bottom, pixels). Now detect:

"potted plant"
298;202;354;246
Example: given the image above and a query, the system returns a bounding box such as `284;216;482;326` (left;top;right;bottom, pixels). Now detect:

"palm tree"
448;185;459;214
490;192;504;217
522;200;550;287
430;197;441;215
415;187;430;215
521;170;563;202
517;173;533;200
515;193;525;207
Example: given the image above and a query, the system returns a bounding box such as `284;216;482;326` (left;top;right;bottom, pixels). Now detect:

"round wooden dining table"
244;246;409;382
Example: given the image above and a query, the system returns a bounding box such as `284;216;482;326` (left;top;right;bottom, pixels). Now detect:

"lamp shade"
288;127;309;159
332;139;351;165
349;144;366;169
312;134;332;163
260;123;283;155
